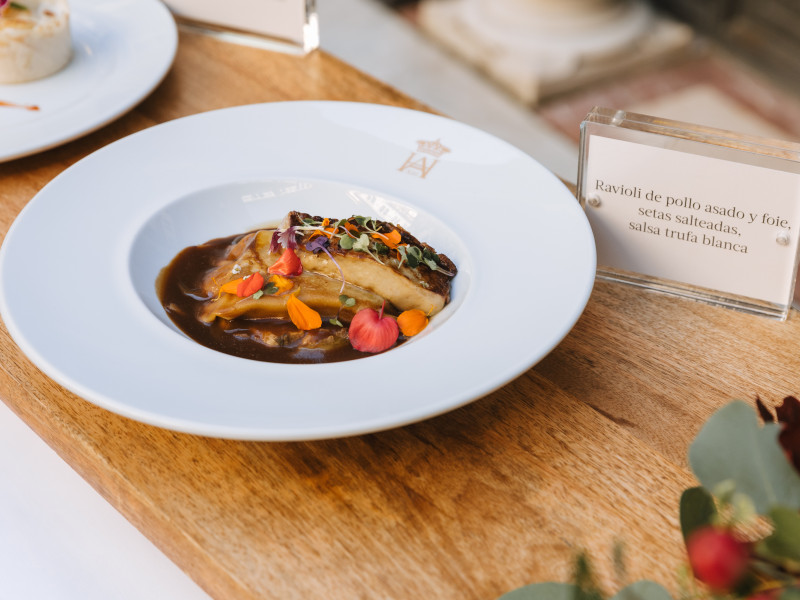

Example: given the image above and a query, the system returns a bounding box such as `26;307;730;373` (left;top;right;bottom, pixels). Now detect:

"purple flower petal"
278;226;298;250
305;236;328;253
270;226;298;252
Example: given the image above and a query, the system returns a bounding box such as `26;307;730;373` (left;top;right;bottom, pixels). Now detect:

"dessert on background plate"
0;0;71;84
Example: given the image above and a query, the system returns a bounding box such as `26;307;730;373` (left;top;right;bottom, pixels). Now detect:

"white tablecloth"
0;401;212;600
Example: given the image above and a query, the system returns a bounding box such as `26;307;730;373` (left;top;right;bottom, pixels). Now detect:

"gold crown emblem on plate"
416;139;451;158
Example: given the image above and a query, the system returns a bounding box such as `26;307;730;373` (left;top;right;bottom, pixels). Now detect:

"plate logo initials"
399;139;451;179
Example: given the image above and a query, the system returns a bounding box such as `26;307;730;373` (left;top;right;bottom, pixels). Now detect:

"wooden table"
1;29;798;600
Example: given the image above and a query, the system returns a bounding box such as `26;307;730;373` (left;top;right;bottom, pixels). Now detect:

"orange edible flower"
308;227;335;240
268;274;294;294
287;293;322;330
397;309;428;336
220;278;244;295
220;272;265;297
269;247;303;276
371;229;402;249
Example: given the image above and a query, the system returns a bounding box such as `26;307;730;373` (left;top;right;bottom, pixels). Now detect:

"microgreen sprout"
289;214;454;277
329;295;356;328
352;233;384;264
270;226;300;252
339;235;354;250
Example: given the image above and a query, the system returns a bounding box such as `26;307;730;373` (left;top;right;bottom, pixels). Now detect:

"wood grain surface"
1;29;798;600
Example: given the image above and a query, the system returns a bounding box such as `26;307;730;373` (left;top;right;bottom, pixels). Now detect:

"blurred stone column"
418;0;693;103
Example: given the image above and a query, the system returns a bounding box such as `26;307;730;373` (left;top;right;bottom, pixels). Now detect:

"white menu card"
163;0;318;54
579;107;800;320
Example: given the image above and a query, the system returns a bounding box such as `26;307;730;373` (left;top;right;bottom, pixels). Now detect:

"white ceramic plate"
0;101;596;440
0;0;177;162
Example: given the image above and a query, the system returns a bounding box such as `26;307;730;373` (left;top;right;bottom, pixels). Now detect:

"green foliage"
679;487;717;542
496;580;673;600
574;552;605;600
688;401;800;514
611;581;673;600
496;400;800;600
497;582;577;600
761;507;800;562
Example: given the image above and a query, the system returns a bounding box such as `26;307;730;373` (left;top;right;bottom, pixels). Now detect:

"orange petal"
371;229;402;249
220;277;245;295
397;309;428;336
268;274;294;294
308;227;335;240
287;294;322;330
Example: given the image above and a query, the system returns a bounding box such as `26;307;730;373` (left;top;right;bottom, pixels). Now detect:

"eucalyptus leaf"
611;581;673;600
688;401;800;514
763;506;800;561
679;487;717;542
497;582;578;600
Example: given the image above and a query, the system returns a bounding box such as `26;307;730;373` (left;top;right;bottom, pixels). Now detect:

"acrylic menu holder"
578;107;800;320
163;0;319;55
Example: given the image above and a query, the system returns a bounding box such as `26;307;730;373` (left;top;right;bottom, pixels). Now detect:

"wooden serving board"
2;30;798;600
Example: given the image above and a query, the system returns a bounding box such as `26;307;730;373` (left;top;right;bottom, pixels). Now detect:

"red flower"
268;247;303;277
687;527;749;593
348;303;399;353
236;272;264;297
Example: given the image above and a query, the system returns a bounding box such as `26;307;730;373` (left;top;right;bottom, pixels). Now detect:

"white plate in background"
0;0;177;162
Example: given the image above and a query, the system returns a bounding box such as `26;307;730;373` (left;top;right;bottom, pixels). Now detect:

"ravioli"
157;212;457;363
